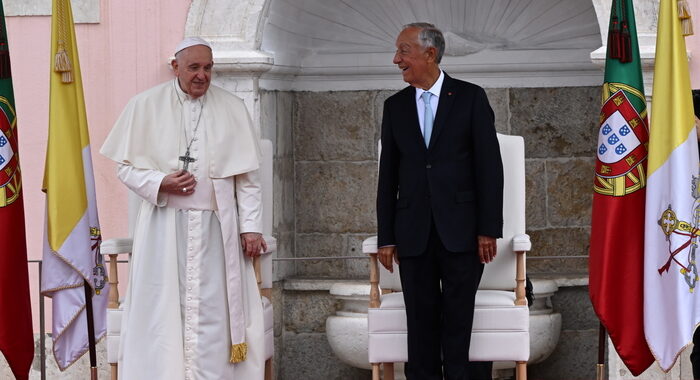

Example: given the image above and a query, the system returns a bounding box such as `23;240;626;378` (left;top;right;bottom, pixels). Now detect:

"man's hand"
160;170;197;195
478;235;497;264
241;233;267;258
377;246;399;273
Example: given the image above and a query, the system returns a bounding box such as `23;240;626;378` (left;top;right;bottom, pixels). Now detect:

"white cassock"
100;80;265;380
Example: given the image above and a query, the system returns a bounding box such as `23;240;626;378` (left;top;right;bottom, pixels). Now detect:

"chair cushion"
263;296;274;360
106;308;123;364
107;334;121;364
368;290;529;363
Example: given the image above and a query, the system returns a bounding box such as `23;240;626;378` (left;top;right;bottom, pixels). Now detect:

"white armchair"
101;139;277;380
365;134;531;380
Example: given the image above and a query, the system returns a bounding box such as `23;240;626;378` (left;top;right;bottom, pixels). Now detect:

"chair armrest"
365;236;381;308
512;235;529;306
363;236;378;254
100;238;132;310
101;238;133;256
255;235;276;293
262;235;277;255
512;234;531;253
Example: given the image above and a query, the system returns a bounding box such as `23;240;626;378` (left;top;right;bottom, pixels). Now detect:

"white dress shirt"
414;70;445;138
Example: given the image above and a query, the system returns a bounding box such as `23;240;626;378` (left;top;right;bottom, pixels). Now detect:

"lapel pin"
448;92;453;96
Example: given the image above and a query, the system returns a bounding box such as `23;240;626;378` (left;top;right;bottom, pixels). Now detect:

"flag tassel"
608;19;621;59
0;48;11;80
620;21;632;63
678;0;694;36
54;47;73;84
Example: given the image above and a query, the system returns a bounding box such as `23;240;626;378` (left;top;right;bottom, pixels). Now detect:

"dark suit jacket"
377;74;504;257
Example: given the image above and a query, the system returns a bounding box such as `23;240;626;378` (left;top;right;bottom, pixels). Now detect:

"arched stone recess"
260;0;604;90
186;0;610;92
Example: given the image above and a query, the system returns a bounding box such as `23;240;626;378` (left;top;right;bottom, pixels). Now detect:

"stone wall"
260;86;599;379
288;86;599;277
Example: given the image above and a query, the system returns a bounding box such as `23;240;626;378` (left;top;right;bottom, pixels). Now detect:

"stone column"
184;0;273;131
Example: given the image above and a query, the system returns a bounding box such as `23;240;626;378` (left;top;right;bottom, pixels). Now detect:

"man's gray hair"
403;22;445;64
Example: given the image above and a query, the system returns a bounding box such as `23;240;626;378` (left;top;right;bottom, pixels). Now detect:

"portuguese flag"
588;0;654;375
0;1;34;378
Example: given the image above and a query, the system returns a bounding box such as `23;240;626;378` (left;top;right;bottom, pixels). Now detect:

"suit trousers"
398;221;490;380
691;326;700;379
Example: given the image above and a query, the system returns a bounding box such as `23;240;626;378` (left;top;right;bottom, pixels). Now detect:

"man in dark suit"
376;23;504;380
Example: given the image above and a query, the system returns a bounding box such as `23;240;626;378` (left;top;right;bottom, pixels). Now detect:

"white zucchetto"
174;37;212;55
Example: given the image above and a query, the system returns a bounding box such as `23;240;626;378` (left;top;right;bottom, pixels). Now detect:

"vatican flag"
40;0;108;370
644;0;699;371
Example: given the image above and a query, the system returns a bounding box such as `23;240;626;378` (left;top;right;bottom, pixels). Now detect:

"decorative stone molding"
184;0;275;132
185;0;273;74
5;0;99;23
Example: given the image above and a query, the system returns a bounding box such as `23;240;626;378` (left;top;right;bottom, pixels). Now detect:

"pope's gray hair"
403;22;445;64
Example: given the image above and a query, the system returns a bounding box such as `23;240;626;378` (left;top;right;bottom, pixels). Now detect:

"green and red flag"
0;0;34;378
589;0;655;375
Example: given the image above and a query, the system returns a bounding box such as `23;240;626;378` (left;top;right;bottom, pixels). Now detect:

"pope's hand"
160;170;197;195
378;246;399;273
241;233;267;257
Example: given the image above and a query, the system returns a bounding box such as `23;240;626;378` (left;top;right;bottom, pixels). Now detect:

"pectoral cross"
179;149;196;172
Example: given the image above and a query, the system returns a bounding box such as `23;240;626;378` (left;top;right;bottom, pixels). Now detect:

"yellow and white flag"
40;0;108;370
644;0;699;371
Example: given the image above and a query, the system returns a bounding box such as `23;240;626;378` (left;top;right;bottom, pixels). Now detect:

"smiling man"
101;37;267;380
377;23;504;380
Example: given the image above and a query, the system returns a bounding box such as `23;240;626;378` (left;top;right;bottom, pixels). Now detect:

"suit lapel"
429;74;456;149
401;86;425;149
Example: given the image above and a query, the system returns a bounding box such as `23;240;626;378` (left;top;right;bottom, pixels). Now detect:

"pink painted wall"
688;1;700;88
7;0;190;330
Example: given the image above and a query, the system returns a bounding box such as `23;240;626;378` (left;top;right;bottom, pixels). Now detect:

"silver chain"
173;79;205;158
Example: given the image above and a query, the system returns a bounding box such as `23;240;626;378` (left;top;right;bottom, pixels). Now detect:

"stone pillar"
184;0;273;131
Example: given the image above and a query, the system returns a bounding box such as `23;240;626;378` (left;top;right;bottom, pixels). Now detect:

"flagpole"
83;280;98;380
597;323;606;380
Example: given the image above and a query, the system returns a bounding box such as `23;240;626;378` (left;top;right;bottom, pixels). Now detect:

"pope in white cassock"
100;37;267;380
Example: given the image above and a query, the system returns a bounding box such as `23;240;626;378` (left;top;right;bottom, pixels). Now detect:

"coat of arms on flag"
0;97;19;205
656;182;700;293
595;86;648;197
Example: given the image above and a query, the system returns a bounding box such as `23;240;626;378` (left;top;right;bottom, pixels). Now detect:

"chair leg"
372;363;380;380
383;363;395;380
265;358;273;380
110;363;117;380
516;361;527;380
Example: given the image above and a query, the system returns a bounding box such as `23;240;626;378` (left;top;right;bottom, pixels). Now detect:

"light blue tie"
422;91;433;147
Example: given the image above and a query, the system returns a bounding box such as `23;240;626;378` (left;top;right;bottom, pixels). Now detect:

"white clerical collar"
415;70;445;102
174;78;204;103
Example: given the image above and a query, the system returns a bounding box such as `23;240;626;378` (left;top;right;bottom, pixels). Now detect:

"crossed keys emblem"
657;202;700;292
90;227;106;295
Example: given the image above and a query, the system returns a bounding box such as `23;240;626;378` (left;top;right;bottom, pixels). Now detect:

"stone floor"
0;335;111;380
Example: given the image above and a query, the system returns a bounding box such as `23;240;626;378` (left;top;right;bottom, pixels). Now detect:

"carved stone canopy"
184;0;661;91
